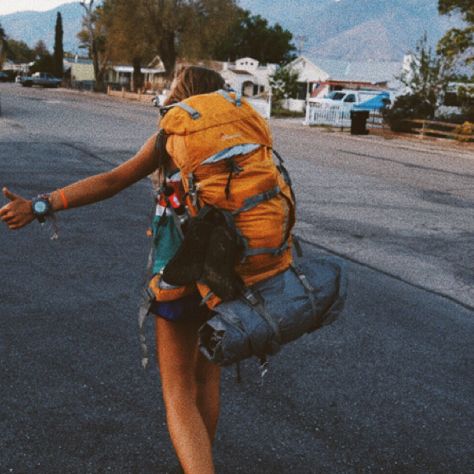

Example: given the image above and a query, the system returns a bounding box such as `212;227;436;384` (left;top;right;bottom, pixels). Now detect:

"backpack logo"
221;133;242;141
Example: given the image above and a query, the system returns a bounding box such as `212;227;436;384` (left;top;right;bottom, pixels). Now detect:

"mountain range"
0;0;463;61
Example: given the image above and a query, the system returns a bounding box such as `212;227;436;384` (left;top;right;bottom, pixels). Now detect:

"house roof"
64;57;93;65
228;69;253;76
113;65;164;74
294;54;402;84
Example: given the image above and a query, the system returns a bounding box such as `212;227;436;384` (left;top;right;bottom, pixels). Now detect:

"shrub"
383;93;435;132
454;121;473;142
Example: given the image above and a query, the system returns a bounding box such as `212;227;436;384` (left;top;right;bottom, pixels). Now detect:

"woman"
0;66;227;474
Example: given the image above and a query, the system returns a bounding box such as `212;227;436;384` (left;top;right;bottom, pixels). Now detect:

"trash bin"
350;110;370;135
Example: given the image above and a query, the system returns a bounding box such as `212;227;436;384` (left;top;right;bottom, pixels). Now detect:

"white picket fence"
305;104;351;127
247;96;271;119
305;102;385;128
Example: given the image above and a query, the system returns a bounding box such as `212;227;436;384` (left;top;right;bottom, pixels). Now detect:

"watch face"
33;198;50;216
34;201;47;214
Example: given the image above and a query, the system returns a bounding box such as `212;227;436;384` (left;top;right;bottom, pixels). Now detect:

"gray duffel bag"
199;255;347;366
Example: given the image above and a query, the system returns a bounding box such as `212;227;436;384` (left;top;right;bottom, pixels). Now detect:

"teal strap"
235;90;242;106
233;186;280;215
243;241;289;258
176;102;201;119
217;89;242;107
217;89;235;104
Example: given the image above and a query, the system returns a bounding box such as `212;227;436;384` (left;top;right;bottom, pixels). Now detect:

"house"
66;57;95;88
221;57;277;97
1;59;32;76
286;54;404;110
65;55;166;91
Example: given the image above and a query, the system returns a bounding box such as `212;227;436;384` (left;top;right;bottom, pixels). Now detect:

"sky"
0;0;78;16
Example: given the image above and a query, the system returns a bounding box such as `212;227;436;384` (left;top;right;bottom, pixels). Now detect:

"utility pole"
295;35;307;56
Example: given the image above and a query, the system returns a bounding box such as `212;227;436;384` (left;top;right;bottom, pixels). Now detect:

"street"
1;83;473;473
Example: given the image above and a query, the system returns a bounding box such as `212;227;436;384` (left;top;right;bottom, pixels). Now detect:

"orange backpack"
149;90;296;309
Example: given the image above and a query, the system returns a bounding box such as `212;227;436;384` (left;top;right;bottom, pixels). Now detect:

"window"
327;92;345;101
343;94;356;103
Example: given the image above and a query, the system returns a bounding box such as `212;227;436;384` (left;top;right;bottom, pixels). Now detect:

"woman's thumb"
3;187;20;201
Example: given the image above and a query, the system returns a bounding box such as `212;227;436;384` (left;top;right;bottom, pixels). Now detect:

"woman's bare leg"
195;350;221;441
155;315;220;474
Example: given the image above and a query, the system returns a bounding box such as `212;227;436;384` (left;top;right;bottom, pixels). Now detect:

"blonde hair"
163;66;225;106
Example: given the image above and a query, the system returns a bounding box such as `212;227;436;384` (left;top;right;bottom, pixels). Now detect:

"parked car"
15;75;25;84
22;72;61;88
151;92;167;107
309;89;387;110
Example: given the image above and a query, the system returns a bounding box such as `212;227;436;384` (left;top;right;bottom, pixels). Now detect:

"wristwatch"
31;194;52;223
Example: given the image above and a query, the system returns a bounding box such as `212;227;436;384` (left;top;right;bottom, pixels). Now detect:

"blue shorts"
150;291;210;322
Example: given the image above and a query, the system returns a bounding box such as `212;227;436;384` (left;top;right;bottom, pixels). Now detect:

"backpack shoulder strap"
154;129;173;186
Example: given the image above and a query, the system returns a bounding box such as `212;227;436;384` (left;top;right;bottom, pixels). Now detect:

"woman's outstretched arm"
0;133;159;230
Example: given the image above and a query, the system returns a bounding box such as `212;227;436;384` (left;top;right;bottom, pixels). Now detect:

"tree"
34;40;49;58
269;65;299;106
0;23;8;68
78;0;110;91
140;0;240;78
400;33;451;110
383;94;436;132
30;40;55;74
212;10;296;64
101;0;150;91
5;39;35;63
437;0;474;76
384;34;452;131
53;12;64;78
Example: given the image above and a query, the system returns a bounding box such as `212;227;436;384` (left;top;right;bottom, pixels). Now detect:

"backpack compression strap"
217;89;242;107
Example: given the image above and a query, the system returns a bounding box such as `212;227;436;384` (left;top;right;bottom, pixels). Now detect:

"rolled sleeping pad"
199;255;347;366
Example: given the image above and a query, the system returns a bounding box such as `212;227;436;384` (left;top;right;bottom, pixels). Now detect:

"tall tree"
53;12;64;78
99;0;238;81
0;22;8;68
437;0;474;77
212;10;296;64
141;0;239;77
101;0;150;91
78;0;109;91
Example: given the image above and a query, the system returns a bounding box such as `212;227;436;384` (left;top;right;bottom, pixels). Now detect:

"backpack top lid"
160;90;273;174
160;90;272;139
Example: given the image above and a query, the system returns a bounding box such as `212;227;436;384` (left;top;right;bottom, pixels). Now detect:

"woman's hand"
0;187;35;230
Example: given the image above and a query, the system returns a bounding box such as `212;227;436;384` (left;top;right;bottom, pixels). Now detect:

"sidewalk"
272;117;474;160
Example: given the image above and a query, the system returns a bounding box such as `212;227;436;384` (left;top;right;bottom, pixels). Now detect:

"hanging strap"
138;245;157;369
242;288;282;347
224;158;243;200
292;234;303;257
290;264;317;317
187;173;200;210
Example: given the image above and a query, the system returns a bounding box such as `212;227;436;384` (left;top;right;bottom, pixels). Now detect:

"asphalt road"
1;84;473;473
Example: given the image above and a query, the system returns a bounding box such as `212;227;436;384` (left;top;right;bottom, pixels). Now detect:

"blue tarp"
354;92;391;111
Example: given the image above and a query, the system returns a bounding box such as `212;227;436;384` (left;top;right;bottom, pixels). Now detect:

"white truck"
21;72;61;88
309;89;389;110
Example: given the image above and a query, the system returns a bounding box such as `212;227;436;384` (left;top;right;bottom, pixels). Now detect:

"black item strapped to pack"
162;205;245;302
198;255;347;367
